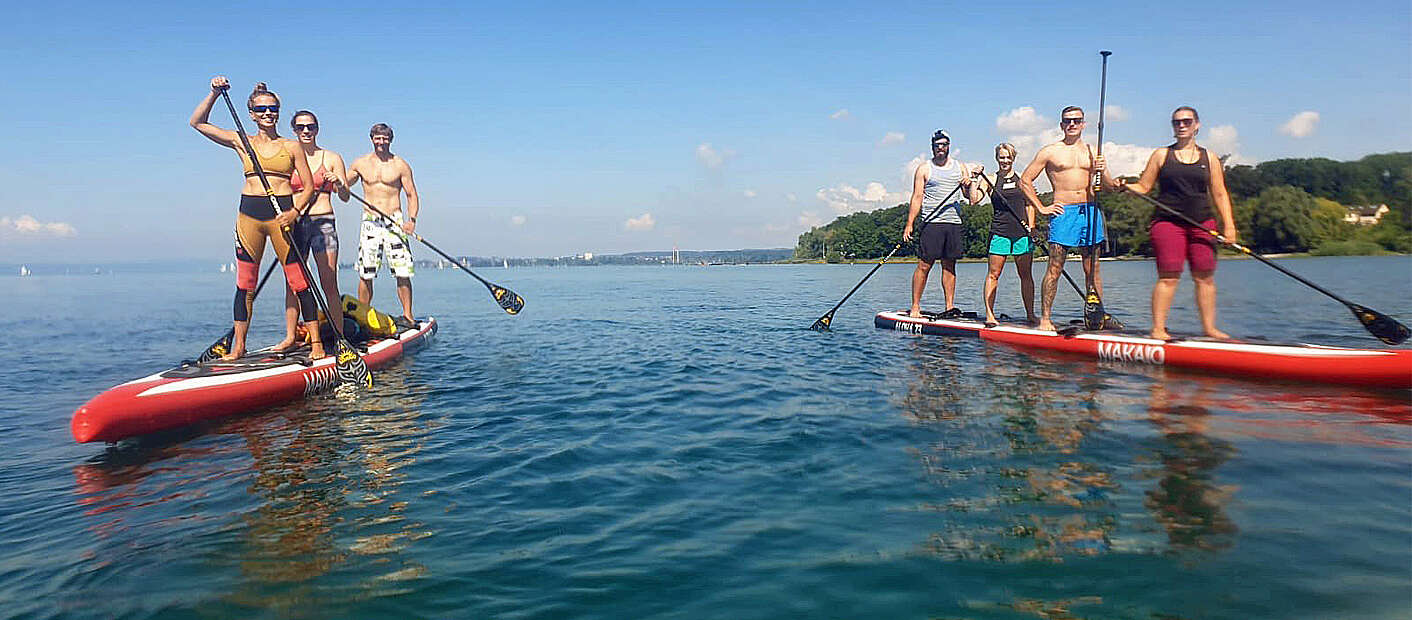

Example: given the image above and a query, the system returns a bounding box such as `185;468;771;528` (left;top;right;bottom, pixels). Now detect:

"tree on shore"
795;152;1411;260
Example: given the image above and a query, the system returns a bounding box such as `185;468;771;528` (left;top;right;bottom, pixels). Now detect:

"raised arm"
1206;149;1237;241
1120;148;1165;195
189;76;239;148
902;163;928;242
400;160;420;235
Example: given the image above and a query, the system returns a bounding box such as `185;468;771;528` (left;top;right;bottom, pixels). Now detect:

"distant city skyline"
2;1;1408;263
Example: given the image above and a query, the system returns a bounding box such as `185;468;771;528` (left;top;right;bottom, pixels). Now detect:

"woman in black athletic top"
1120;106;1238;340
978;143;1038;326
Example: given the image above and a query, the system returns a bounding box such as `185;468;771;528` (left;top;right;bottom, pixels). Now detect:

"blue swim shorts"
1047;202;1106;248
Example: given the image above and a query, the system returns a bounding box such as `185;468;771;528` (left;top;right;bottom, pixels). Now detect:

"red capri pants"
1151;219;1217;275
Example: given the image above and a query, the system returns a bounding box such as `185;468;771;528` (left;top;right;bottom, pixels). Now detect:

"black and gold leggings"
233;195;317;322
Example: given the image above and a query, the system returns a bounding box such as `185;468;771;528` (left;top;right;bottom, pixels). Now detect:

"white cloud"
996;106;1051;134
816;181;905;215
1097;142;1152;178
798;211;824;228
1104;105;1130;122
1;215;76;237
786;193;797;203
743;189;757;198
1202;124;1252;164
695;143;733;169
624;212;656;232
1279;111;1320;138
902;155;927;182
830;108;851;120
509;215;527;227
878;131;906;147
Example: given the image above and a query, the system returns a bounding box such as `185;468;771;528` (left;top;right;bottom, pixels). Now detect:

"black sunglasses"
250;105;280;114
1060;118;1085;126
294;123;318;132
1171;118;1197;126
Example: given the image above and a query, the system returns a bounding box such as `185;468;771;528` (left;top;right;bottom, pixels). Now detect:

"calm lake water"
3;256;1410;619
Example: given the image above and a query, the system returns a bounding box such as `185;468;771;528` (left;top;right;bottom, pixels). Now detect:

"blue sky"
2;0;1408;262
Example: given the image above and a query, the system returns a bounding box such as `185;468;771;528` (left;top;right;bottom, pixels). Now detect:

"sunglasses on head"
250;105;279;114
294;123;318;132
1171;118;1196;126
1060;118;1084;126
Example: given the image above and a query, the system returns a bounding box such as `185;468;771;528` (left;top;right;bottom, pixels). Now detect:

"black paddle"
810;172;974;331
1121;188;1410;345
344;191;525;315
977;173;1124;330
1082;49;1116;331
196;260;279;363
219;87;373;387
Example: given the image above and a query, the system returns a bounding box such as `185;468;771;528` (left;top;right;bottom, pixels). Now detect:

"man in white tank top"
903;130;983;318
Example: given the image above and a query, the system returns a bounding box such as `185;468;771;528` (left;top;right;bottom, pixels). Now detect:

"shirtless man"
1018;106;1117;331
347;123;420;328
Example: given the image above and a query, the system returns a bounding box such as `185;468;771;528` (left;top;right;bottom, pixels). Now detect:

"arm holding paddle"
960;162;985;205
901;161;929;242
1205;152;1238;242
277;142;316;229
327;151;351;203
189;76;241;148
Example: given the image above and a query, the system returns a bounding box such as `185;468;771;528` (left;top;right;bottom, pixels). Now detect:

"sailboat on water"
19;265;31;277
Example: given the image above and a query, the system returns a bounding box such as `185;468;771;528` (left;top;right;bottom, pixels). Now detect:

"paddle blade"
1083;287;1106;331
197;329;235;364
488;284;525;315
1102;313;1126;330
810;312;834;332
333;341;373;388
1350;304;1411;345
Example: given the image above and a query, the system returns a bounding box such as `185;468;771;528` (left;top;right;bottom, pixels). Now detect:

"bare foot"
309;344;328;360
1149;329;1172;340
1036;319;1056;332
1204;328;1231;340
219;349;245;361
908;307;923;318
271;337;299;353
1026;315;1040;326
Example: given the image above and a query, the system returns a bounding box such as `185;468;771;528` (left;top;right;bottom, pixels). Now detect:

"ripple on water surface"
1;261;1409;619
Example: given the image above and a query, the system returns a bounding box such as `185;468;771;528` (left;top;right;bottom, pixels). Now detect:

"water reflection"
899;339;1120;563
896;333;1410;568
1140;383;1237;553
71;365;436;607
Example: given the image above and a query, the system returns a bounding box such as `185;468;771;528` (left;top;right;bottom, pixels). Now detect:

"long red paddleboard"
71;318;437;443
875;310;1411;390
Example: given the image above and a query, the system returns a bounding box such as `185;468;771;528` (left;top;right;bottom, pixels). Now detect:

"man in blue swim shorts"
1018;106;1120;331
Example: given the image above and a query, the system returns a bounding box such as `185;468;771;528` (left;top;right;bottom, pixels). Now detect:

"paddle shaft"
1123;189;1365;309
1094;50;1112;192
345;191;497;289
218;89;361;354
816;176;972;320
979;174;1095;302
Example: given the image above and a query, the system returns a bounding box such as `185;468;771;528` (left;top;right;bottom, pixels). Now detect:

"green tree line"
795;152;1411;261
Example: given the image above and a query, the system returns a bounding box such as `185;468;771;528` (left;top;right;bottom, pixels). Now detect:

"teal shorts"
989;234;1031;256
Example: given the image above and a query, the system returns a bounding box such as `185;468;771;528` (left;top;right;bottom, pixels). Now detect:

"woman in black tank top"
978;143;1038;326
1119;106;1238;340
